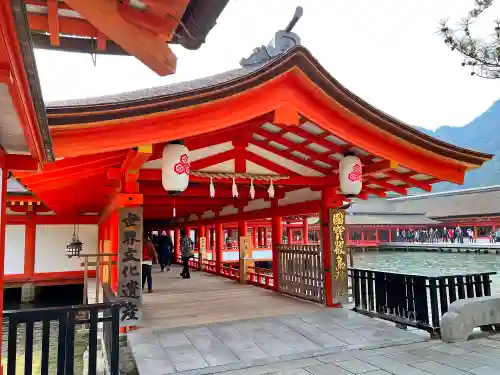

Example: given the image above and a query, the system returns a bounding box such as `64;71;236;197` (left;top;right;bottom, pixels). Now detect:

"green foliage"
439;0;500;79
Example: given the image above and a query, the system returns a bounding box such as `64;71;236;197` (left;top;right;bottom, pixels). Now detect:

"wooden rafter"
47;0;60;46
64;0;177;76
254;128;336;170
248;139;327;174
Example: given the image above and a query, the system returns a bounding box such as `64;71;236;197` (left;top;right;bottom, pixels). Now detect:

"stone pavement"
128;308;432;375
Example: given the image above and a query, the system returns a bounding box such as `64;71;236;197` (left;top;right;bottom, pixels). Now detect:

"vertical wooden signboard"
199;237;207;270
117;207;143;326
239;236;251;283
329;209;348;305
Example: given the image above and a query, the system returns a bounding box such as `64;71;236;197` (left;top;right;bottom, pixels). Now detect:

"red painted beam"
140;184;274;199
143;197;246;206
253;128;337;170
6;154;39;171
120;146;153;173
138;169;339;186
249;140;328;174
384;170;432;192
99;192;143;223
191;149;236;170
47;0;60;46
190;200;322;227
19;153;125;187
244;151;298;176
364;176;407;195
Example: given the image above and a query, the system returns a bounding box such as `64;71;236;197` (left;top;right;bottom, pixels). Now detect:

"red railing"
175;256;275;291
201;259;217;274
247;266;274;289
347;239;380;247
220;264;240;281
176;256;200;269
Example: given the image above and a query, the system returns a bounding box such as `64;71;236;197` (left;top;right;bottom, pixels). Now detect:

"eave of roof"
11;0;54;162
45;46;493;169
171;0;230;50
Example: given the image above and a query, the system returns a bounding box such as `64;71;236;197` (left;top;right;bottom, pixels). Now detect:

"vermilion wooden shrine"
0;2;494;370
12;40;492;296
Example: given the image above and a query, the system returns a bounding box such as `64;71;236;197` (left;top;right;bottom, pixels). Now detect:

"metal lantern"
162;143;190;193
339;154;362;195
66;234;83;258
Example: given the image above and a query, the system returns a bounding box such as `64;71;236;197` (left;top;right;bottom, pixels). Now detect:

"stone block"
441;296;500;343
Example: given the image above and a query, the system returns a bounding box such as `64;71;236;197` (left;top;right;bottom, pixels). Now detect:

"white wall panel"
35;225;98;273
5;225;25;275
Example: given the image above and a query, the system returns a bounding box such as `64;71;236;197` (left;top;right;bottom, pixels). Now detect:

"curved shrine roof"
45;46;492;169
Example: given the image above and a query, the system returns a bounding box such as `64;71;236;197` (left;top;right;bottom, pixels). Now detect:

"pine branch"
439;0;500;79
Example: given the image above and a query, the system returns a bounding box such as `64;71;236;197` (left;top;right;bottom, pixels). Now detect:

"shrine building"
0;1;493;336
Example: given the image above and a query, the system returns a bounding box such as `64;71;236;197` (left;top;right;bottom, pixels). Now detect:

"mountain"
413;100;500;192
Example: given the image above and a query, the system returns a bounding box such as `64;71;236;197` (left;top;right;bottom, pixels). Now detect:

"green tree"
439;0;500;78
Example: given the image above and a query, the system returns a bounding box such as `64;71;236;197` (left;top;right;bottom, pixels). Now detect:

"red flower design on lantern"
348;163;361;182
173;154;190;175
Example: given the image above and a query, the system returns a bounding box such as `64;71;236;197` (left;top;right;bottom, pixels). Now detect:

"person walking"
157;230;174;272
180;228;194;279
142;235;158;293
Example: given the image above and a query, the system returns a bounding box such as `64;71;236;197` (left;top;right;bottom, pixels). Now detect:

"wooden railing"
276;244;324;303
3;299;121;375
201;260;217;274
221;264;240;280
247;266;274;289
80;252;117;305
349;268;496;335
348;240;380;247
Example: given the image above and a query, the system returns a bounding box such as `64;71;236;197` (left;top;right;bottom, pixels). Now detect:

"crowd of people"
395;226;477;244
141;229;194;293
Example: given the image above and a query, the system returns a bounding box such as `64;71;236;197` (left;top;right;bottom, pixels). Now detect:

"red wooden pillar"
24;213;36;278
251;228;257;248
303;216;309;244
321;187;335;307
238;220;247;248
174;228;180;262
215;223;223;274
199;225;206;248
110;210;119;292
0;151;7;371
287;225;293;245
271;215;282;292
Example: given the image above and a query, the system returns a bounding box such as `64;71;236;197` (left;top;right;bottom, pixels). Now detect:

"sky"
34;0;500;130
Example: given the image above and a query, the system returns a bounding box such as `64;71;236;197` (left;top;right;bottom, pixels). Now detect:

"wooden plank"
140;265;322;329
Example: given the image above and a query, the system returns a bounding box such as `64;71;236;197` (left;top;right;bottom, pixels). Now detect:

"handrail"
80;252;118;305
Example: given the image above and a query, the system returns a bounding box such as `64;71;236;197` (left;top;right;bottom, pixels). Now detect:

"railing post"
216;223;223;275
271;214;282;292
83;257;89;304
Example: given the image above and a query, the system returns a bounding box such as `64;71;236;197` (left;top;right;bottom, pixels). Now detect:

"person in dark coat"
157;230;174;272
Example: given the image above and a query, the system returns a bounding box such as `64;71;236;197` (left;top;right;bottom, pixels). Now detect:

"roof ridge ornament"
240;6;303;67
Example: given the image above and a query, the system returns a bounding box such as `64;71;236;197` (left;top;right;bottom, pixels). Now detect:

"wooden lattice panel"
277;244;324;303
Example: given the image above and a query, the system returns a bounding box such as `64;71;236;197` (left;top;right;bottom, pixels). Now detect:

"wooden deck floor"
141;265;323;329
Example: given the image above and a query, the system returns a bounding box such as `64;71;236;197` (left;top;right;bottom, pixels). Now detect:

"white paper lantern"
339;155;362;195
162;144;190;193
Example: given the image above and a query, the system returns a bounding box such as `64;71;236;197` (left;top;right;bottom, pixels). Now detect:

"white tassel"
232;177;239;198
250;179;255;199
268;180;275;199
173;206;176;217
209;178;215;198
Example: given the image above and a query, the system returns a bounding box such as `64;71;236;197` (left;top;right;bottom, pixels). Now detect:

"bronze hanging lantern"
66;234;83;258
66;191;83;258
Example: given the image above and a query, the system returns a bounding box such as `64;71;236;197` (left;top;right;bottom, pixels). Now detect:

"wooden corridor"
141;265;323;329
